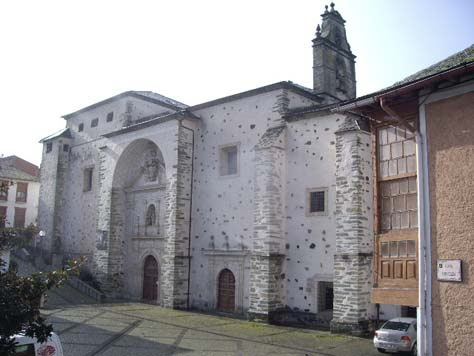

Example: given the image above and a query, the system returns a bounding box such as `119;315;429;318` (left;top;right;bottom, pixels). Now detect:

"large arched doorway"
143;255;159;301
217;269;235;312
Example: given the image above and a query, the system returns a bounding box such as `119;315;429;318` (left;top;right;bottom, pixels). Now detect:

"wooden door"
217;269;235;312
143;255;158;301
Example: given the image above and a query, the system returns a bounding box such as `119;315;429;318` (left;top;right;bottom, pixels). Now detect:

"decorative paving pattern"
41;288;379;356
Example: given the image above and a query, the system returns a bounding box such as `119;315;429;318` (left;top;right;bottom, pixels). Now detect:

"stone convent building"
39;4;381;333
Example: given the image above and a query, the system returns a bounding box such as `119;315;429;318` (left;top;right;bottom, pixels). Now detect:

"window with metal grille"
310;191;325;212
307;188;327;215
16;182;28;203
46;142;53;153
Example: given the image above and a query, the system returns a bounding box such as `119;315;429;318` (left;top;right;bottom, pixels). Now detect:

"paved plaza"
41;285;380;356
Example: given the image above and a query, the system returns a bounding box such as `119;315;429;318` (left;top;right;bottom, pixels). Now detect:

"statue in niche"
143;146;160;182
335;57;347;94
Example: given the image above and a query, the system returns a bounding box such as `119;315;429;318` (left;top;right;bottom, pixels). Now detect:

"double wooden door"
143;255;158;301
217;269;235;312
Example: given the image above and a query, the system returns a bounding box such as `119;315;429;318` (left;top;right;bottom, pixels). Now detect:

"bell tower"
312;3;356;103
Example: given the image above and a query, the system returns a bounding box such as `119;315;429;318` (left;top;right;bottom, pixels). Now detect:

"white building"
38;4;381;334
0;156;40;229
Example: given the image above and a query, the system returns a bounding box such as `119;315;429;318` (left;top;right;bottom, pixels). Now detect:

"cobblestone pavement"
41;289;380;356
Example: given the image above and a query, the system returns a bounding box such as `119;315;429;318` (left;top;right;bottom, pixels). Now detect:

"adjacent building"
336;44;474;355
0;156;40;229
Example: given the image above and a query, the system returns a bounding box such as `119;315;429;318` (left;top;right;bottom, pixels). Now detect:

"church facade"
38;4;382;333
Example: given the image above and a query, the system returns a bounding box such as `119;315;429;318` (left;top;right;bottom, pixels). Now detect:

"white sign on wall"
437;259;462;282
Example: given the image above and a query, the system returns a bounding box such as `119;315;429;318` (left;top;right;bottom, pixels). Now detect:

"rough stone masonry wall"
331;116;373;335
53;138;71;255
249;126;287;320
161;122;193;309
38;141;60;254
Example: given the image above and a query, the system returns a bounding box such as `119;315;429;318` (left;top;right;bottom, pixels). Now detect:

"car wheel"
376;348;387;354
411;342;417;356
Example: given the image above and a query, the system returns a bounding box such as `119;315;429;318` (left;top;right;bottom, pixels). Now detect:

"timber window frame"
16;182;28;203
14;207;26;228
376;123;418;233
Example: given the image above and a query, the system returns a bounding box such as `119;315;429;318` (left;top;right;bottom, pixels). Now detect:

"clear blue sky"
0;0;473;165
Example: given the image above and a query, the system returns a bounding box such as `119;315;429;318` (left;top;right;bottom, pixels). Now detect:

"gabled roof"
0;164;38;182
0;156;39;178
334;44;474;112
392;44;474;87
189;81;321;111
103;109;199;138
39;128;72;143
62;91;188;119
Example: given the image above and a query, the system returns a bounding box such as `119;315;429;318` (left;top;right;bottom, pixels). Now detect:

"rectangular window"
106;112;114;122
0;181;8;201
78;123;84;132
0;206;6;228
83;167;93;192
306;188;328;215
91;118;99;127
46;142;53;153
219;144;239;176
16;182;28;203
63;144;69;152
14;207;26;228
377;124;418;233
317;281;334;312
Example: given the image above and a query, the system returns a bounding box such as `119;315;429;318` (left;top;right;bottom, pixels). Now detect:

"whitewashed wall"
285;113;341;313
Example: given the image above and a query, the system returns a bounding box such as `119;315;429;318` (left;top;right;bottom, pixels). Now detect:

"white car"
12;332;63;356
373;317;417;355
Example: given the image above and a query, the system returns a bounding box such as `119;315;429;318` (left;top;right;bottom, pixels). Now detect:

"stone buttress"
161;121;194;309
331;115;373;335
248;125;287;321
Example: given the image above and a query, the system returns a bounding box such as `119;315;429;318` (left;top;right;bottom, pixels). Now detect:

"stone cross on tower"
312;3;356;103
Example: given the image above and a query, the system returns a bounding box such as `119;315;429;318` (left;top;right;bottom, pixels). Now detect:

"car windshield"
382;321;411;331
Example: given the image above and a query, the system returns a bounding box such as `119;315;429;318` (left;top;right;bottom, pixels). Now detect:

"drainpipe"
181;122;195;310
416;102;433;356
